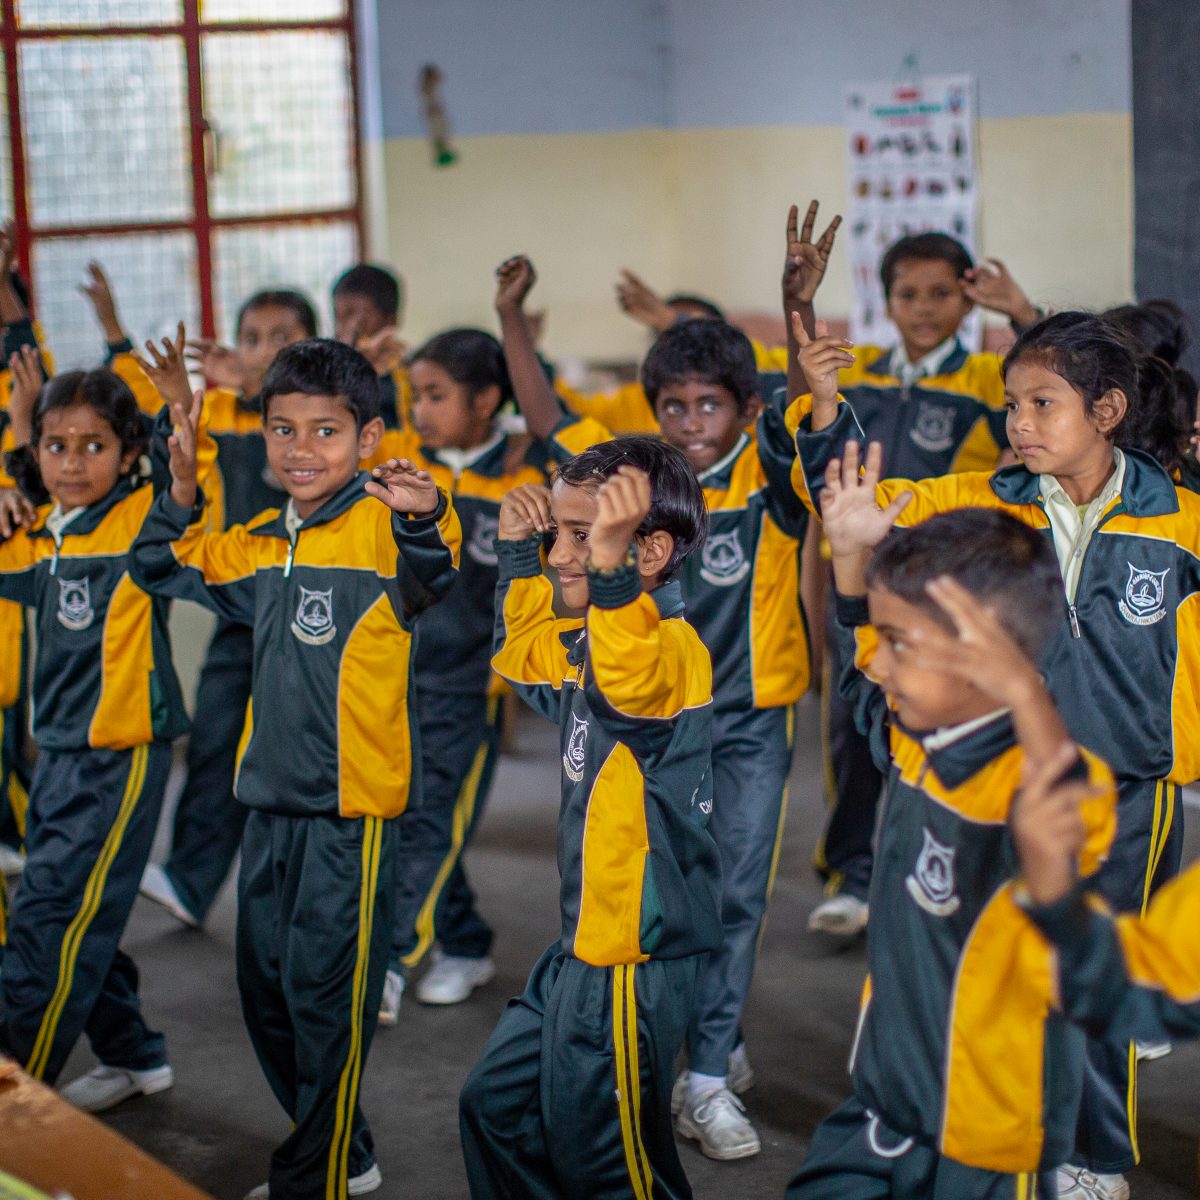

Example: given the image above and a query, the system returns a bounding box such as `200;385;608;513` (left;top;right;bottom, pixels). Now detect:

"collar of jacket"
867;338;969;381
567;579;687;667
697;433;751;487
28;473;143;541
422;431;510;478
989;447;1179;517
249;470;371;538
909;710;1017;790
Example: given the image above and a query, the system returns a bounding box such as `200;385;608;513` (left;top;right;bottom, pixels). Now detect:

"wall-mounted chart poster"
844;74;980;350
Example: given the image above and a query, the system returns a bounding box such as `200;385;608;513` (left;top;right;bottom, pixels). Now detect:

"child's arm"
79;261;131;355
0;512;40;605
615;268;677;334
491;483;575;722
186;337;247;394
366;456;462;622
782;200;842;401
960;258;1040;330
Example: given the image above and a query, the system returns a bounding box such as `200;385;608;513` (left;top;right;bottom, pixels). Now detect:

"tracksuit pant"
161;620;253;921
0;743;170;1084
1073;777;1184;1176
0;696;30;852
787;1097;1055;1199
686;703;793;1078
391;688;503;973
461;943;704;1200
237;808;396;1200
815;586;882;902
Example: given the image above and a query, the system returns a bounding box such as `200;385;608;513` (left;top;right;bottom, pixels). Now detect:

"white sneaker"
671;1050;757;1115
139;863;200;929
1056;1166;1130;1199
676;1086;761;1160
60;1063;174;1113
415;950;495;1005
244;1162;382;1199
378;970;405;1026
1135;1039;1171;1061
807;893;869;936
0;843;24;876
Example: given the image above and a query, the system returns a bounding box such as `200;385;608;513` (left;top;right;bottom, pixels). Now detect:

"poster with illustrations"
844;73;980;349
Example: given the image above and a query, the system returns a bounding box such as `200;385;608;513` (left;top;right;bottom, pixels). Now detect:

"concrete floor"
57;696;1200;1199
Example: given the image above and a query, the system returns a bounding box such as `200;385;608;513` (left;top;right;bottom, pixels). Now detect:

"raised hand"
365;457;440;516
168;389;204;511
960;258;1039;327
782;200;842;308
356;326;405;378
615;269;677;333
589;465;651;570
0;221;24;325
821;441;912;562
186;337;246;392
793;312;854;416
498;482;553;540
78;261;125;343
7;344;44;447
495;256;537;316
133;322;192;410
0;487;36;538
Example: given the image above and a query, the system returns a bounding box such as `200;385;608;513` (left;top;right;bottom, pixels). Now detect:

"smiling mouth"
286;468;321;482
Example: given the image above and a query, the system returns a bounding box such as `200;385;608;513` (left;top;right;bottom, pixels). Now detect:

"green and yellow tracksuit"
793;397;1200;1173
130;472;459;1199
460;539;721;1200
787;592;1117;1198
0;471;187;1085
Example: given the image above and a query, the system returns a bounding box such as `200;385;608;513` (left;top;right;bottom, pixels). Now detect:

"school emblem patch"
1118;563;1169;626
57;576;94;631
699;531;750;587
563;713;588;783
466;515;500;566
909;402;955;453
291;585;337;646
905;828;960;916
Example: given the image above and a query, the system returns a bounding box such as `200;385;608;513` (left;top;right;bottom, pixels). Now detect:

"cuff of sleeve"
2;316;35;358
497;536;543;579
587;553;641;609
160;490;205;527
391;488;449;528
550;412;580;438
834;592;871;627
1021;880;1091;944
105;337;134;361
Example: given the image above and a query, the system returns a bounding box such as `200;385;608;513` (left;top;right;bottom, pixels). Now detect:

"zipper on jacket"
49;528;63;575
284;529;297;577
1068;604;1081;639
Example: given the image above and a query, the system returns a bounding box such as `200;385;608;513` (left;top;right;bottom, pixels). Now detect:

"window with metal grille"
0;0;361;368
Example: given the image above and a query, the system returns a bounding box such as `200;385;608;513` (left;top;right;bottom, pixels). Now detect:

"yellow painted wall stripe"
28;744;148;1079
612;965;653;1200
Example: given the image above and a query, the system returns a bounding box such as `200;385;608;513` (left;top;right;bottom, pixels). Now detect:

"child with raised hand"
131;337;460;1200
332;262;408;429
364;327;545;1023
786;438;1116;1198
0;342;200;1112
460;437;720;1200
792;309;1200;1197
498;252;810;1160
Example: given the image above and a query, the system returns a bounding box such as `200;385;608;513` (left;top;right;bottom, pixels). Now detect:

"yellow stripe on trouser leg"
328;816;382;1200
27;744;149;1080
612;965;653;1200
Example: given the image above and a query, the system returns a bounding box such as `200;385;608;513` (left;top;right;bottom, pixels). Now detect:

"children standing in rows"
131;338;461;1199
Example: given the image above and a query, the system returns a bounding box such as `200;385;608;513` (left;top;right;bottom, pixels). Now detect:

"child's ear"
635;530;674;583
120;446;140;475
742;393;762;424
473;383;504;423
1092;388;1129;436
358;415;385;461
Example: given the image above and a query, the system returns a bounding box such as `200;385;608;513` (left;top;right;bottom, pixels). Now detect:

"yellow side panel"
749;514;808;706
88;573;154;749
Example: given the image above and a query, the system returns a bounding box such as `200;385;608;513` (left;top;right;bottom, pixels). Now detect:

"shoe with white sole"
139;863;200;929
416;950;495;1005
244;1162;382;1199
0;842;25;876
378;969;405;1026
1056;1167;1130;1199
60;1063;174;1113
676;1087;761;1160
807;893;869;936
1135;1039;1171;1061
671;1050;757;1115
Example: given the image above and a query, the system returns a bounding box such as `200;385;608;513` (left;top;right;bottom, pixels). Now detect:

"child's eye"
317;426;336;438
573;530;589;544
1034;396;1052;408
271;425;292;436
86;441;105;453
44;440;64;453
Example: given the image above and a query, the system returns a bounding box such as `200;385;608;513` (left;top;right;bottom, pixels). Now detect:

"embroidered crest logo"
909;402;955;453
1118;563;1169;626
563;713;588;783
57;577;94;631
699;531;750;587
291;585;337;646
466;515;500;566
905;828;961;916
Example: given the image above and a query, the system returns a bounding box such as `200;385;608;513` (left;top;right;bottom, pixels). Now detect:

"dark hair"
333;263;403;321
237;289;319;339
866;508;1062;661
664;293;726;322
1005;310;1192;476
554;435;708;582
880;232;974;297
640;318;758;413
9;368;147;504
260;339;381;431
1104;300;1190;365
409;328;513;405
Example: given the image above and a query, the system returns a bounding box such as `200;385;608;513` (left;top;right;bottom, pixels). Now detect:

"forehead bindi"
40;405;110;438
